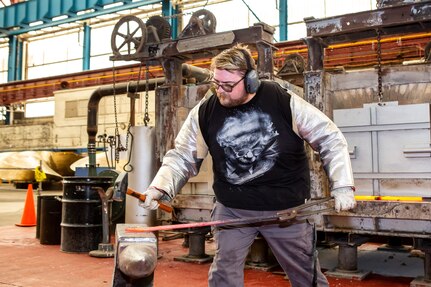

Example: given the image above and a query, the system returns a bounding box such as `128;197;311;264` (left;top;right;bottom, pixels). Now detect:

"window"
0;45;9;84
26;32;83;79
25;100;55;118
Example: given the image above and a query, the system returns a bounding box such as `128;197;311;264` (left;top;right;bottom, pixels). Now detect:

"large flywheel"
146;15;171;44
192;9;216;34
111;15;147;56
178;9;217;38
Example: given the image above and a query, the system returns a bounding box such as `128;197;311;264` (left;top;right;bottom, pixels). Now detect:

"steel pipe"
86;64;212;175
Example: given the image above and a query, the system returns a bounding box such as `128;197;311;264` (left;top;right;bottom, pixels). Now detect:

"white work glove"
138;187;164;210
330;187;356;212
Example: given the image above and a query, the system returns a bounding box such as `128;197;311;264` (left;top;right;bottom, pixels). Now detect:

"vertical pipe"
162;0;177;39
7;35;17;82
278;0;288;41
86;78;164;176
88;143;97;176
15;38;23;81
82;22;91;71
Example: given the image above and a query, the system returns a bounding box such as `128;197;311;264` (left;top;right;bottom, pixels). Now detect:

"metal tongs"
276;197;334;221
125;197;334;233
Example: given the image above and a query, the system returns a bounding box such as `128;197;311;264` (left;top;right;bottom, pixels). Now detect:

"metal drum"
60;176;112;253
40;195;62;245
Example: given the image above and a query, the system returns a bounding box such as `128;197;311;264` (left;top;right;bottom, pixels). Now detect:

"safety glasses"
210;75;245;92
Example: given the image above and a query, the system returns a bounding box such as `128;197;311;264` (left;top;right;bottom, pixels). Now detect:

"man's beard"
217;92;249;108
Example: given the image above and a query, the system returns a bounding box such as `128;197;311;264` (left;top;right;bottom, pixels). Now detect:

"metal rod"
125;198;333;233
125;215;280;233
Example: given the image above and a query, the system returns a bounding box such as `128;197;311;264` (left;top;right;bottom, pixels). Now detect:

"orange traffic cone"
15;184;37;227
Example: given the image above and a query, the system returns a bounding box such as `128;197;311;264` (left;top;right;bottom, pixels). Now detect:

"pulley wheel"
146;15;171;42
111;15;147;56
277;53;306;75
192;9;217;34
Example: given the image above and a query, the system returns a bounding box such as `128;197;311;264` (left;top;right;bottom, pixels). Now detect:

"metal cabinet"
334;102;431;197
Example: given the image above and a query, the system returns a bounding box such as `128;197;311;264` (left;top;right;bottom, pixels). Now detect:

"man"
140;43;356;287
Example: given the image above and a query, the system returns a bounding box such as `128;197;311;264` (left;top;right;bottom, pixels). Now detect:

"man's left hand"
330;187;356;212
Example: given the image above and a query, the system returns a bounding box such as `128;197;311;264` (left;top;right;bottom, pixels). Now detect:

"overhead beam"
0;0;161;37
305;1;431;45
1;32;431;105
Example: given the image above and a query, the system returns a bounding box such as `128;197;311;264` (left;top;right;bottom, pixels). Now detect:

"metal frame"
303;2;431;283
305;0;431;45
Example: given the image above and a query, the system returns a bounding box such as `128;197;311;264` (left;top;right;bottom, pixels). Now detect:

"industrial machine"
301;1;431;285
0;1;429;286
84;2;431;286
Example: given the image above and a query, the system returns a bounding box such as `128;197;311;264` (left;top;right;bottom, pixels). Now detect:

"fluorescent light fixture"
52;15;69;21
29;21;44;27
77;9;95;15
103;2;124;9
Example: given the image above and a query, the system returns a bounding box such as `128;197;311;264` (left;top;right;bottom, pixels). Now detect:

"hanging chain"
122;62;144;172
124;82;132;155
375;0;384;105
143;64;151;126
125;61;143;150
376;0;382;9
123;122;134;172
376;28;383;104
112;62;125;165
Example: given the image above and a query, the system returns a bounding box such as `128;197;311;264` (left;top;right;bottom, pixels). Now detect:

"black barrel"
60;176;112;253
36;195;42;239
40;195;62;245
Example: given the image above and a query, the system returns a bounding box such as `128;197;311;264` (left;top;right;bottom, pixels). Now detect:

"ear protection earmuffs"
239;49;260;94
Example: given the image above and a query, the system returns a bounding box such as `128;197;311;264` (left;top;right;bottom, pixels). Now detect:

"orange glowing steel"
355;196;423;202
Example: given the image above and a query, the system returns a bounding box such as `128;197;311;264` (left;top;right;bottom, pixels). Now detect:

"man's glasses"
210;76;245;92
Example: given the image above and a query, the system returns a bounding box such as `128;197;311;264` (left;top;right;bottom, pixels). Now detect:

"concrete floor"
0;184;426;286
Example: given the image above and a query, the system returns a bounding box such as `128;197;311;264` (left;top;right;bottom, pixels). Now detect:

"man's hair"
210;43;256;72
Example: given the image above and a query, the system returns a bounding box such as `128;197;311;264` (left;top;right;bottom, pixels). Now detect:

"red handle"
126;188;173;213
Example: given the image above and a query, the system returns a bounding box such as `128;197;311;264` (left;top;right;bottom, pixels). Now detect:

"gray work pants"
208;202;329;287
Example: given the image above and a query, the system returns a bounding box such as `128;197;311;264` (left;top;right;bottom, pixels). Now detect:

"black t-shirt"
199;81;310;211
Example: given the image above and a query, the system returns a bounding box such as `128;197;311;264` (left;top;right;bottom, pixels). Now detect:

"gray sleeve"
290;92;354;190
148;101;209;199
